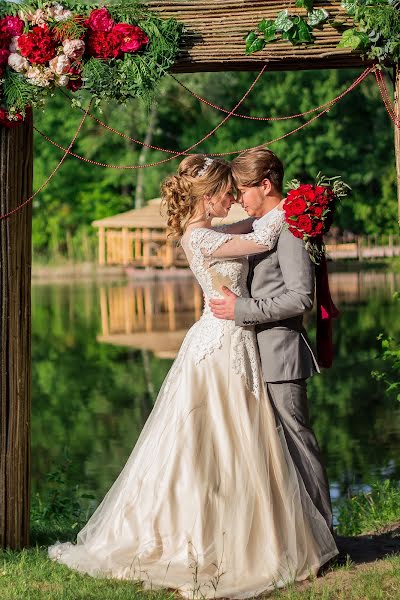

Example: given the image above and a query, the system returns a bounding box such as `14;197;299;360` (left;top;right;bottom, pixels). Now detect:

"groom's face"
236;185;267;217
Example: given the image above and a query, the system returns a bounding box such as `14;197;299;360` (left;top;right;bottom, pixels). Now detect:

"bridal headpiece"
197;157;214;177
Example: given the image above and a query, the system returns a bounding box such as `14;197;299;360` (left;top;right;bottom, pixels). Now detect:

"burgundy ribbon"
315;252;339;368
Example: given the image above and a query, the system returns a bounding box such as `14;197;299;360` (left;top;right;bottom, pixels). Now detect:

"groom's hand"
209;287;238;320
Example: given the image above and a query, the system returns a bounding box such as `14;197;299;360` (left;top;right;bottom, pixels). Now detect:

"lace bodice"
181;207;285;309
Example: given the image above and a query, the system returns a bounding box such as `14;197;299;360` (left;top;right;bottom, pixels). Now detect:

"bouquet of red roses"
283;173;350;264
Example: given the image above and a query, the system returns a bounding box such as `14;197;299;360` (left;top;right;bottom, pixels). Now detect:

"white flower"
47;4;73;22
49;54;71;75
63;39;85;60
57;74;69;87
8;53;29;73
9;37;19;53
26;66;54;87
30;9;47;26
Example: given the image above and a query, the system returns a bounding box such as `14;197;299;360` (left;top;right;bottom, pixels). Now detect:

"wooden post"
98;227;106;265
122;227;130;265
0;118;33;549
395;65;400;225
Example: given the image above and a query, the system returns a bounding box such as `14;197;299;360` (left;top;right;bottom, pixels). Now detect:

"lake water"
31;269;400;519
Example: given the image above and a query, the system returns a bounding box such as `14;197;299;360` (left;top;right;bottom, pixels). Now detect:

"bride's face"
208;186;235;218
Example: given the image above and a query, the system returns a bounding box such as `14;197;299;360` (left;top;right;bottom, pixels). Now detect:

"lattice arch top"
149;0;377;72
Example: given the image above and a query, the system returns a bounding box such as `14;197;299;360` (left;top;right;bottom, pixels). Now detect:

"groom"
210;147;333;532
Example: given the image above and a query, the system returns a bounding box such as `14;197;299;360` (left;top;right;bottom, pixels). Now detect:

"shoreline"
32;258;399;282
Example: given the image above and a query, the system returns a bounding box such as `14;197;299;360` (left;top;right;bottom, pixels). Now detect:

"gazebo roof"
92;197;249;229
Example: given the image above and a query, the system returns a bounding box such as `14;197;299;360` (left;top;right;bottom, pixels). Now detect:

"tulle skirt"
49;319;337;598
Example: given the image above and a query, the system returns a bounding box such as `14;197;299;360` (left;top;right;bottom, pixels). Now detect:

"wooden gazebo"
92;198;248;267
1;0;400;550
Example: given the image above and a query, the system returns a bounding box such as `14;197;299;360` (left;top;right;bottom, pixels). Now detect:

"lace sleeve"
210;208;286;259
188;228;233;258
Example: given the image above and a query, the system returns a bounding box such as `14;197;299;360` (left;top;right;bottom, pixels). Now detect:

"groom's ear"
260;178;272;196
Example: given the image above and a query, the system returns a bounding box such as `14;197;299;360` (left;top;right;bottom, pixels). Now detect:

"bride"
49;155;337;598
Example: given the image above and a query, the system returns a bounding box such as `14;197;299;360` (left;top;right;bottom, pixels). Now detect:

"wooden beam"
0;118;33;550
98;226;105;265
149;0;376;72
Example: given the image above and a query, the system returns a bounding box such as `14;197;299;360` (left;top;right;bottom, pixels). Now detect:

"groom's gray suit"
234;225;333;531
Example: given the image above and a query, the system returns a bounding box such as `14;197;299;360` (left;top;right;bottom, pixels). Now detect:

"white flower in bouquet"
49;54;70;75
63;39;85;60
57;74;69;86
8;53;29;73
9;37;19;53
47;4;73;22
26;65;54;87
30;9;48;26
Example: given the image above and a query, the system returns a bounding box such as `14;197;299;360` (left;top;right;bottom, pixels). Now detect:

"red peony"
0;29;11;49
85;8;114;32
113;23;149;52
86;30;122;59
0;48;9;66
0;108;24;128
18;25;57;64
0;16;24;36
66;64;83;92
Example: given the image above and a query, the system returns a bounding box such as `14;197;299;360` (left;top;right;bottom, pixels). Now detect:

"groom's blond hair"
232;147;284;193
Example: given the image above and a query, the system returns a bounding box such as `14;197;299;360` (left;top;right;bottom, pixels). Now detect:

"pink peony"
0;16;24;36
85;8;114;32
46;4;73;22
113;23;149;53
30;9;48;27
57;74;69;86
8;52;29;72
9;36;19;53
49;54;71;75
63;38;85;60
26;65;54;87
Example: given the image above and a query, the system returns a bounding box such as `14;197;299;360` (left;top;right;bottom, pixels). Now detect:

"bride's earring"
206;201;212;220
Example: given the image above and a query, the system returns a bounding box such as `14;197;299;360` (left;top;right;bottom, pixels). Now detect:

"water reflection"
31;270;400;514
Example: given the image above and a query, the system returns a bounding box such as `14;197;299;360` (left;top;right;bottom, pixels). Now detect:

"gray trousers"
266;380;333;531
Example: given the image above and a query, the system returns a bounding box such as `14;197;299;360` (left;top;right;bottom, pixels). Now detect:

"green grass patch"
337;479;400;536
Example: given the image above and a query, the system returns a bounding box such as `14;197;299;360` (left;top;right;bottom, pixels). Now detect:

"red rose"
313;221;324;235
18;25;57;64
0;108;24;128
0;48;9;66
288;225;304;239
113;23;149;52
284;197;307;216
0;29;11;49
309;204;324;218
86;30;122;59
85;8;114;32
0;16;24;36
297;214;313;234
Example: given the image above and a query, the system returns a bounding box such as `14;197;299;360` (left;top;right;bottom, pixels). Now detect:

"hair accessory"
197;156;214;177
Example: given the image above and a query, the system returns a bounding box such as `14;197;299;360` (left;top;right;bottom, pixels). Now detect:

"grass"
336;480;400;536
1;480;399;600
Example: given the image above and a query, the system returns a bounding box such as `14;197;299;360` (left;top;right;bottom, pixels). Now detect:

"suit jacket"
234;227;319;383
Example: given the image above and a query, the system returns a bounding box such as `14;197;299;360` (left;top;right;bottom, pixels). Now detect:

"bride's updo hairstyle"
161;155;232;238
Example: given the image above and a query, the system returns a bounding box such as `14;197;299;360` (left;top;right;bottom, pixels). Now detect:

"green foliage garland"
245;0;400;64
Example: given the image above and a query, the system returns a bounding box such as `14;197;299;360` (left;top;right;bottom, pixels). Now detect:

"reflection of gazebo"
92;198;248;267
98;281;203;358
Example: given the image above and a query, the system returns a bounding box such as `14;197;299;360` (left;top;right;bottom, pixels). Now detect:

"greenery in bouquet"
0;0;182;125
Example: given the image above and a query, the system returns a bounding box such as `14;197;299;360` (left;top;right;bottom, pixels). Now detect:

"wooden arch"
0;0;399;549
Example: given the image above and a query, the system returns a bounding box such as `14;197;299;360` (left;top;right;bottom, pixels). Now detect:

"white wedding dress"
49;207;337;598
